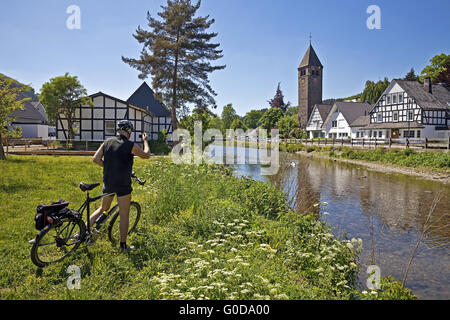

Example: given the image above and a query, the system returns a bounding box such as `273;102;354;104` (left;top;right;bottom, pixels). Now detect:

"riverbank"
296;150;450;185
0;155;415;300
277;143;450;185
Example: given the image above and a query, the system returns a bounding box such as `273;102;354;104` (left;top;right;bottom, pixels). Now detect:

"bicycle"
30;171;146;268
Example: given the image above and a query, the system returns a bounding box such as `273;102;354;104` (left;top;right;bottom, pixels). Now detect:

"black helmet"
117;120;133;132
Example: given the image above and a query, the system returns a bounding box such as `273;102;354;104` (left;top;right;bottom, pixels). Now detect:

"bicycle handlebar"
131;171;147;186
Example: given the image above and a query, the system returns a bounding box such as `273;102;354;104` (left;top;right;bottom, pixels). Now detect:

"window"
105;121;116;135
409;111;414;121
399;94;403;103
379;131;383;138
403;130;415;138
387;95;391;104
417;130;421;138
332;120;338;128
378;113;383;122
393;111;399;122
393;95;397;104
356;132;360;138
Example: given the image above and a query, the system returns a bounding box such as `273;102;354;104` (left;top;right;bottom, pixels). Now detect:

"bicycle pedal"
85;232;100;246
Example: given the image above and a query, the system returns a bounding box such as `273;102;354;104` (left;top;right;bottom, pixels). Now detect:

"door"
391;129;400;139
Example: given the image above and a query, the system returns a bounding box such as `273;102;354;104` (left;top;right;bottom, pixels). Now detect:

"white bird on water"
290;161;296;167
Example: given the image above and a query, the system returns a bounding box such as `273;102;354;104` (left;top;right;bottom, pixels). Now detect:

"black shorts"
102;184;132;197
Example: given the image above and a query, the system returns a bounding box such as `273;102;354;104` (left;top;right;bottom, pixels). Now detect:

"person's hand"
142;133;148;141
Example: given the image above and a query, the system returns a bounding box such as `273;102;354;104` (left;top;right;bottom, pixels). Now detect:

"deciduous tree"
421;53;450;88
0;76;29;160
39;73;92;141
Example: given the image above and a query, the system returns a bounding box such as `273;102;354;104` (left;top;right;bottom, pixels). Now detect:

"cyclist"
91;120;150;250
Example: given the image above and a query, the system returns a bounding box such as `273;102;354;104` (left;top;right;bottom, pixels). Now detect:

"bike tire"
107;201;141;246
31;217;86;268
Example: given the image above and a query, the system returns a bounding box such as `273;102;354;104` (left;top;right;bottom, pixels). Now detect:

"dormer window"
399;94;403;103
393;95;397;104
387;95;391;104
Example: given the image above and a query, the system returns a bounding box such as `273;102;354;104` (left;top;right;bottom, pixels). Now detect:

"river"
208;145;450;300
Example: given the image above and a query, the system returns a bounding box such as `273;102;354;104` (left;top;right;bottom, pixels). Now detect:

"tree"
122;0;226;140
259;107;284;132
230;118;248;131
276;115;299;139
359;78;390;104
403;68;420;81
289;127;308;139
0;76;29;160
285;106;299;117
421;53;450;88
268;82;290;111
208;116;223;132
39;73;92;141
178;107;212;137
243;109;264;129
221;104;239;132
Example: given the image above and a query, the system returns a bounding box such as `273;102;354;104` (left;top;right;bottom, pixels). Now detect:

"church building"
298;44;323;129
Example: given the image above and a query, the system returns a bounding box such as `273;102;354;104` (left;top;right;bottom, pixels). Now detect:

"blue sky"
1;0;449;117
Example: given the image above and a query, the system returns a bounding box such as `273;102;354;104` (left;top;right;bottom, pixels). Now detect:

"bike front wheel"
107;201;141;246
31;217;86;268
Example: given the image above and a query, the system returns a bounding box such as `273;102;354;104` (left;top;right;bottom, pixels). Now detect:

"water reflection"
209;145;450;300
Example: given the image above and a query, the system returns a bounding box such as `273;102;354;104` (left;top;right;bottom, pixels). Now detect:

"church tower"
298;44;323;128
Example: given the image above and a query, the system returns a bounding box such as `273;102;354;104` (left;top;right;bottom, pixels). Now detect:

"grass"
0;155;415;300
280;143;450;171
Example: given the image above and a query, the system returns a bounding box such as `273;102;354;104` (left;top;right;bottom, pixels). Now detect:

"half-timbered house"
365;78;450;139
56;83;173;143
127;82;172;141
56;91;152;143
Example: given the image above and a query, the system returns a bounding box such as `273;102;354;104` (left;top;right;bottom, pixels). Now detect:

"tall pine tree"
122;0;225;140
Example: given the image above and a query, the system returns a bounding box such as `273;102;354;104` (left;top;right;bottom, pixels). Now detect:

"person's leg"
88;194;114;228
117;194;132;243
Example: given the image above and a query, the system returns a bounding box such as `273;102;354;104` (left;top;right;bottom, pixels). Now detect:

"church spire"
299;44;323;68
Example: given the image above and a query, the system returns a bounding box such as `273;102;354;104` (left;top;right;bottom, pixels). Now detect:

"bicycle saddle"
79;182;100;192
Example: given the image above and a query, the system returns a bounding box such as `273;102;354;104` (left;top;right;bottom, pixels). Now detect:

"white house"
56;83;173;143
305;104;332;138
9;101;48;139
364;79;450;139
321;101;372;139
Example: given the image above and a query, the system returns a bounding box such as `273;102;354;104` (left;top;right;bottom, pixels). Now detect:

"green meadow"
0;155;415;300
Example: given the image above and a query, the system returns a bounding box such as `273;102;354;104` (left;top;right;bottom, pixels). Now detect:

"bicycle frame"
76;173;146;235
76;191;115;234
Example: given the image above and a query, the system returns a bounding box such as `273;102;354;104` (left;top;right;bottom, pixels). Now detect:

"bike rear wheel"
107;201;141;246
31;217;86;268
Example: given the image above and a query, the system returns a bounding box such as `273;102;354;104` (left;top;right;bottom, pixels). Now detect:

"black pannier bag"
35;200;70;230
